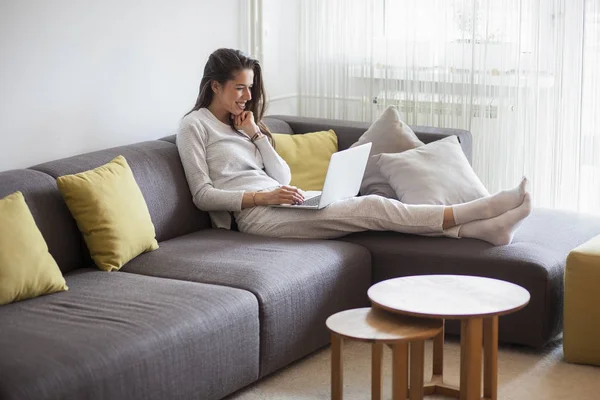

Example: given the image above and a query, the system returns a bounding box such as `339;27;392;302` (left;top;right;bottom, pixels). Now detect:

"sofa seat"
0;269;259;400
121;228;372;377
340;208;600;348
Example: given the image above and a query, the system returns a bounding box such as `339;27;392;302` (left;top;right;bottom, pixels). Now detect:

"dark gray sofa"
265;116;600;348
1;115;599;400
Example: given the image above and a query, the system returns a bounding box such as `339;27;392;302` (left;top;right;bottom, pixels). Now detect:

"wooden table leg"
433;320;445;377
392;342;408;400
459;321;467;400
332;333;343;400
372;342;383;400
459;318;483;400
483;316;499;400
410;340;425;400
424;319;459;398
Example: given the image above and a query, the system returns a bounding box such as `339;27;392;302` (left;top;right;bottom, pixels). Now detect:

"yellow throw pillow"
56;155;159;271
0;191;68;305
273;130;338;191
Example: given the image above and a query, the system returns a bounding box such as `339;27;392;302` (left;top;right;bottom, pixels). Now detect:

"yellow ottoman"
564;234;600;366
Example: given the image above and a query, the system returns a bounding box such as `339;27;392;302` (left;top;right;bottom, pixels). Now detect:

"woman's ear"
211;80;220;94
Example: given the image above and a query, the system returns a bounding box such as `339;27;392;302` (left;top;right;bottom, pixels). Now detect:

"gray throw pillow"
350;105;424;198
376;135;489;205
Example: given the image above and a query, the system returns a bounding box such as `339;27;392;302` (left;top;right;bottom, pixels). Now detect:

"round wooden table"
368;275;530;400
326;307;443;400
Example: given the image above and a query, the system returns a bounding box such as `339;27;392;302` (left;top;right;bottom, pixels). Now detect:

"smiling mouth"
236;102;246;110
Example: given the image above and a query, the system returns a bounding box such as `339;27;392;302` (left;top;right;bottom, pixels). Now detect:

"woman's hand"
256;186;305;205
232;111;260;138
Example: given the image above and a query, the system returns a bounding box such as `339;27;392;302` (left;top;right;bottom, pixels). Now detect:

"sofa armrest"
266;115;473;164
564;233;600;365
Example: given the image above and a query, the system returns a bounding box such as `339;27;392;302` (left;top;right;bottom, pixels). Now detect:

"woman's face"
212;68;254;116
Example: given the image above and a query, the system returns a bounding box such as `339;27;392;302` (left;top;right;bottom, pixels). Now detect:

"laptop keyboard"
301;195;321;207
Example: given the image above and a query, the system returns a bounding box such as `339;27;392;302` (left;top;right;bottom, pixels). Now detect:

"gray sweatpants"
235;195;461;239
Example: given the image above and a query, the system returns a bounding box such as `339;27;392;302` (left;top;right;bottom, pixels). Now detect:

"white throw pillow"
376;135;489;205
350;105;424;198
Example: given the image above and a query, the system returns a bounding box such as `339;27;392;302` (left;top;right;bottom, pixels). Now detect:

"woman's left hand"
232;111;260;138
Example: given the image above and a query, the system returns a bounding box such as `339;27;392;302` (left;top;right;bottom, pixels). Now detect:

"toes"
519;176;529;195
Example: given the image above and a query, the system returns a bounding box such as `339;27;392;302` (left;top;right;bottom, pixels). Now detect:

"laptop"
270;142;372;210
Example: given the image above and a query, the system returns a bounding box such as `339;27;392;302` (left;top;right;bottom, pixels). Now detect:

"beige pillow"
350;105;424;197
376;135;489;205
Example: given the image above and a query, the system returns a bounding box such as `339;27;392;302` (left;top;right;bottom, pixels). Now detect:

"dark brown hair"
185;48;273;145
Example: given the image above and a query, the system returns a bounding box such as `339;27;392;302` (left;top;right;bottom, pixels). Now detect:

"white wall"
0;0;242;171
261;0;299;117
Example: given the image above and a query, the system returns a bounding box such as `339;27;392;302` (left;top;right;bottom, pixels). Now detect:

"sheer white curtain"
298;0;600;215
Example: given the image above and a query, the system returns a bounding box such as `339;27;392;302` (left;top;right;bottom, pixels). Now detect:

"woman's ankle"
442;206;456;229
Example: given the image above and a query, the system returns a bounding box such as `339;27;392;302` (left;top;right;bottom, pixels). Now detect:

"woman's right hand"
257;186;305;205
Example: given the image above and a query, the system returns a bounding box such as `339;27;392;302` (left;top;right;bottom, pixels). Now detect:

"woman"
176;48;531;246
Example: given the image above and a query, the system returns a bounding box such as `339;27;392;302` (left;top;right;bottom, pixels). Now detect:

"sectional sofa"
1;115;599;400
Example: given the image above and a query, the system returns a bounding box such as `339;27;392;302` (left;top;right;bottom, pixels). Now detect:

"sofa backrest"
158;117;294;145
264;115;473;164
0;169;84;274
162;115;472;162
263;117;295;135
30;140;212;250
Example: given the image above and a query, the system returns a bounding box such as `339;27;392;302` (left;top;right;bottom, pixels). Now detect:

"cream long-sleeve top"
176;108;291;229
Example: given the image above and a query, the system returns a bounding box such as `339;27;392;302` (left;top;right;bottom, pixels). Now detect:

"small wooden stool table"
326;307;443;400
368;275;530;400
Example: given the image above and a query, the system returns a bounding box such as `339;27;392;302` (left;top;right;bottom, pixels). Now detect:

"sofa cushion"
272;130;338;191
340;208;600;347
0;268;259;400
0;169;83;273
350;105;424;198
31;140;211;244
120;228;372;377
376;135;489;204
57;155;159;271
0;191;68;305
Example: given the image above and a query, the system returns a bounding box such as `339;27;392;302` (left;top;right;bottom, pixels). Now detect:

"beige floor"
226;337;600;400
